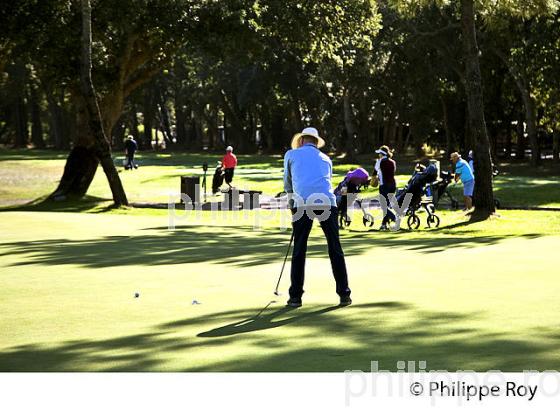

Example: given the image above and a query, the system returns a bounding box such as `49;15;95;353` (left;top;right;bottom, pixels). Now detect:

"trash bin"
223;189;240;210
180;176;200;206
240;190;262;209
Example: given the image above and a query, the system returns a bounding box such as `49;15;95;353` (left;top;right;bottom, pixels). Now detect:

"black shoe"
286;297;302;308
339;296;352;307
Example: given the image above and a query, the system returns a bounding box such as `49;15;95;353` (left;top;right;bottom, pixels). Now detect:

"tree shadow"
0;148;69;161
0;195;115;213
1;301;559;372
0;222;541;269
0;225;541;268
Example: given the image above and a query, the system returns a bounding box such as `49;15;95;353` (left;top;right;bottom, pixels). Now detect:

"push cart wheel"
427;214;440;228
362;214;375;227
407;214;421;230
339;213;351;228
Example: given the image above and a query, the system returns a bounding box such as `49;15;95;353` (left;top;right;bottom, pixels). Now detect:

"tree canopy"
1;0;559;213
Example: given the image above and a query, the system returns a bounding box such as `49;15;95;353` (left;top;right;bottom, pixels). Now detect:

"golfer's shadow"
197;302;341;338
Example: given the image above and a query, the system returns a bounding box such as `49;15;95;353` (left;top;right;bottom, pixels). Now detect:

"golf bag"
211;162;224;194
394;163;441;229
334;168;374;229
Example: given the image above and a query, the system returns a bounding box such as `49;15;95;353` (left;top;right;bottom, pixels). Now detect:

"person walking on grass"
124;135;138;170
372;145;397;230
221;145;237;189
451;152;475;211
283;127;352;308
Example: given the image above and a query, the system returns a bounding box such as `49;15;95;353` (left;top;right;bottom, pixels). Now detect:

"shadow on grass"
0;148;69;161
0;195;115;213
0;301;558;371
0;223;542;269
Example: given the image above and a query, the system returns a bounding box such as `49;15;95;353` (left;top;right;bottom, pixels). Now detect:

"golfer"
124;135;138;170
221;146;237;189
373;145;396;230
451;152;475;211
283;127;352;308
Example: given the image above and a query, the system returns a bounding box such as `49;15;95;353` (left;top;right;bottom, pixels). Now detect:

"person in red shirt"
222;146;238;188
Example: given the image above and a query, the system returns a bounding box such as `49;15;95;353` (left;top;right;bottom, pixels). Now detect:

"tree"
460;0;495;217
68;0;127;205
27;0;206;199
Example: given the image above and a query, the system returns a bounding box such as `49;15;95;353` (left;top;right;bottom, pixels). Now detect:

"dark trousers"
380;183;396;225
289;206;351;299
126;153;136;169
224;168;235;184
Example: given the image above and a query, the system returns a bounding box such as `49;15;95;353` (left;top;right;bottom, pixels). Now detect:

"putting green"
0;209;559;371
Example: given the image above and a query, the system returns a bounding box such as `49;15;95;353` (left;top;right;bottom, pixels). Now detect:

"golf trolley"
394;166;455;230
334;168;375;230
401;195;441;230
338;197;375;229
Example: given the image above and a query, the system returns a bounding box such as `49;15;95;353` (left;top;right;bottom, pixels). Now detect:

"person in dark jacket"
124;135;138;170
373;145;397;230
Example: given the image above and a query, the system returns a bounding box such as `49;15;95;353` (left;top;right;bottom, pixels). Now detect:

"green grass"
1;148;560;371
0;208;559;371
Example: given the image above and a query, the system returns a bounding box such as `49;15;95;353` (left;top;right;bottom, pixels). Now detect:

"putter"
273;229;295;296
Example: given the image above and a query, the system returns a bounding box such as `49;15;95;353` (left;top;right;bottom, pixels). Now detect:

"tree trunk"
516;115;526;160
343;88;358;161
46;95;62;149
52;0;128;206
130;108;140;141
143;89;154;149
174;91;187;147
553;130;559;163
504;116;512;158
220;90;246;152
157;88;172;143
491;47;540;166
30;85;45;148
358;96;373;152
112;115;126;150
52;146;99;200
13;93;28;148
441;96;453;155
269;110;285;152
520;87;540;166
460;0;494;218
290;95;303;131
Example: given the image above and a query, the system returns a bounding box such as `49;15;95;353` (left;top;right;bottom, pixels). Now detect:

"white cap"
226;146;233;152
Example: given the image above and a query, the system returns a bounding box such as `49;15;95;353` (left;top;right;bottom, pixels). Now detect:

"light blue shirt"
455;158;475;183
284;143;336;206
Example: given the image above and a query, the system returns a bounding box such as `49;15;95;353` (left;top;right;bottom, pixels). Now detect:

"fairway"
1;209;559;371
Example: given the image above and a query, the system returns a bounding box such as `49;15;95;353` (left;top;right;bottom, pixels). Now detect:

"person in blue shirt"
283;127;351;308
451;152;475;211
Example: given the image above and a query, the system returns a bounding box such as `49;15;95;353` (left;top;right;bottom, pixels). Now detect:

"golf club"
273;229;295;296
